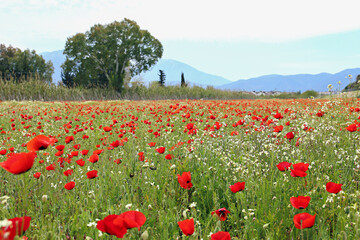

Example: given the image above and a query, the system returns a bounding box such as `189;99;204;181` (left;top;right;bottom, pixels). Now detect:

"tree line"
0;44;53;83
2;18;183;92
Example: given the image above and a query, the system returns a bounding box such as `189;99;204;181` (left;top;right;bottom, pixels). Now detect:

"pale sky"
1;0;360;80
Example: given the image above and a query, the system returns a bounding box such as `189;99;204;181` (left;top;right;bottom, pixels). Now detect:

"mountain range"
41;50;359;92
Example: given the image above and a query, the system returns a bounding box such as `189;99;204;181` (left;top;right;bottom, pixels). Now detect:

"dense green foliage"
344;74;360;91
300;90;319;98
0;44;54;83
62;18;163;91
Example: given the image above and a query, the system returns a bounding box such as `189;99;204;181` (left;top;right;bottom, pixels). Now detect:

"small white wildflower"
189;202;197;208
0;196;10;205
125;204;132;209
0;219;12;228
42;195;48;202
87;222;97;227
182;209;189;218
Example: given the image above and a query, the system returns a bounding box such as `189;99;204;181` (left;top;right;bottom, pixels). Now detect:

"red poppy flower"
0;216;31;240
290;196;311;209
88;154;99;163
76;159;85;167
103;126;112;132
211;208;231;221
0;152;36;174
229;182;245;193
93;149;104;155
177;218;194;236
165;154;173;160
55;150;63;156
276;162;292;171
63;169;73;176
293;213;316;229
73;144;81;149
46;163;56;171
64;181;75;190
177;172;193;189
33;172;41;179
65;136;74;144
273;112;283;119
96;214;127;238
346;123;357;132
81;149;89;155
115;211;146;231
211;231;231;240
70;151;78;157
0;149;7;155
86;170;98;179
27;135;56;152
316;110;324;117
273;125;283;132
326;182;343;194
292;162;309;172
97;211;146;238
285;131;295;141
290;162;309;177
56;145;65;151
156;147;165;154
290;169;307;177
110;140;121;148
148;142;156;147
138;152;145;161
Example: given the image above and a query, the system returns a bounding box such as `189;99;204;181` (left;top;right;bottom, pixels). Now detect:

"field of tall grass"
0;79;324;101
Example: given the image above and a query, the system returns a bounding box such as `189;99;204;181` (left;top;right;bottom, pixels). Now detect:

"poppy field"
0;99;360;239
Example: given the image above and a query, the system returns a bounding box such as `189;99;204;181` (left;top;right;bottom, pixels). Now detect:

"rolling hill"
219;69;360;92
41;49;359;92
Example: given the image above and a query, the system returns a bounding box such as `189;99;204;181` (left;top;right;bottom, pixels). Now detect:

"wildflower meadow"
0;98;359;239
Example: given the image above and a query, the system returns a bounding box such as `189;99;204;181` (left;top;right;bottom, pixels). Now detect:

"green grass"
0;79;329;101
0;99;359;239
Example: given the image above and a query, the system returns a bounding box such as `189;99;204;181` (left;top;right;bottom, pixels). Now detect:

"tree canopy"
62;18;163;91
0;44;54;83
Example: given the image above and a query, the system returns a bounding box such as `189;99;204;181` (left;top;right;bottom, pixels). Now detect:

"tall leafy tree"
62;18;163;91
0;44;53;83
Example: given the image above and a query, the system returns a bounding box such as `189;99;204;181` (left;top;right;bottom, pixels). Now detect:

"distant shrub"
301;90;319;98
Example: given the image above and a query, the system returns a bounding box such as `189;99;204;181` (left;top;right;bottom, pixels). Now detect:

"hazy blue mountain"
41;50;65;83
41;49;359;92
219;68;360;92
138;59;232;87
40;50;232;87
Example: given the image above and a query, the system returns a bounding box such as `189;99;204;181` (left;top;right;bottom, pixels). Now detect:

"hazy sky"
1;0;360;80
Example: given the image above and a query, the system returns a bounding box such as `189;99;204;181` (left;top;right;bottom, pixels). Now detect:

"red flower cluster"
97;211;146;238
290;162;309;177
